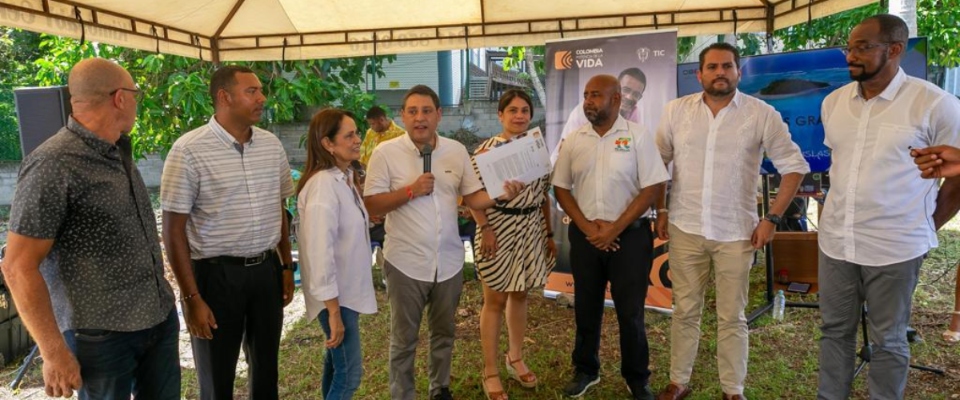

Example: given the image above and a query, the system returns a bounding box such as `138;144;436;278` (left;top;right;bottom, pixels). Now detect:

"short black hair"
210;65;256;108
365;106;387;120
699;42;741;71
402;85;440;110
618;67;647;87
862;14;909;45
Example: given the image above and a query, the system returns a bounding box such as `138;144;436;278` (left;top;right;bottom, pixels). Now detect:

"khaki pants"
667;224;753;395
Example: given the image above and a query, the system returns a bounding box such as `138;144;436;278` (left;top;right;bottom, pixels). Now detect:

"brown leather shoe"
721;394;747;400
656;383;692;400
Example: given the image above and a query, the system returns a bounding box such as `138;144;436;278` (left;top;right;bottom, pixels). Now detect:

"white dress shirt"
552;116;669;220
656;90;810;241
820;68;960;266
364;134;484;282
298;168;377;319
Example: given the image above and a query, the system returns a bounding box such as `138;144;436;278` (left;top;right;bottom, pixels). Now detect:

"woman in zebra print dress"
471;89;557;400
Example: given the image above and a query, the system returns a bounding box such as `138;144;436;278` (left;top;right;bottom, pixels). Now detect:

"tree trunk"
525;47;548;108
889;0;918;37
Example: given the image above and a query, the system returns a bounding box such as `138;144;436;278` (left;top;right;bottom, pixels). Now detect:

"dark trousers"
64;309;180;400
191;255;284;400
569;221;652;387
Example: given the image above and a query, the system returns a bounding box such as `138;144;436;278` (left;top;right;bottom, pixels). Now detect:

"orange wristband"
406;186;414;200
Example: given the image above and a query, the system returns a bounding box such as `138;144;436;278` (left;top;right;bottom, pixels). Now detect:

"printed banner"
544;31;678;311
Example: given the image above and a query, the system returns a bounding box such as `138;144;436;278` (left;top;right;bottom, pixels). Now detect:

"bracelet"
657;208;669;214
546;231;554;239
405;186;414;201
181;292;200;302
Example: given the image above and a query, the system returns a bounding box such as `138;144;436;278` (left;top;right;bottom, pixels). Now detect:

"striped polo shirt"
161;116;294;259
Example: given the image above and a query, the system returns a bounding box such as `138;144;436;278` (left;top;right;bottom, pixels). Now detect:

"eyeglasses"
109;87;142;101
840;42;891;56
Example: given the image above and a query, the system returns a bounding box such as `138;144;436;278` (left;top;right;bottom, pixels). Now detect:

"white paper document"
474;127;551;199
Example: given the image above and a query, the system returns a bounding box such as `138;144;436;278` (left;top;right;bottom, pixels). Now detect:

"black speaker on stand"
6;86;70;389
13;86;71;159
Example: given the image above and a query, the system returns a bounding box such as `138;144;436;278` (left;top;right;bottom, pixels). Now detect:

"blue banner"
677;38;929;174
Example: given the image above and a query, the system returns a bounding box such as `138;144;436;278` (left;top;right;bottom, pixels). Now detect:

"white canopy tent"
0;0;874;62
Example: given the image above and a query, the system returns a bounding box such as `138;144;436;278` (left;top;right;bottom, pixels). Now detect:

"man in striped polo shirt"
161;66;296;400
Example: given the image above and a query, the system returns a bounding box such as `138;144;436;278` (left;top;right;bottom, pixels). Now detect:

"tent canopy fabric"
0;0;873;62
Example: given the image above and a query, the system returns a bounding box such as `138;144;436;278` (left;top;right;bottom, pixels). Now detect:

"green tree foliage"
2;30;394;160
774;1;959;68
0;28;42;160
916;0;960;68
774;3;883;52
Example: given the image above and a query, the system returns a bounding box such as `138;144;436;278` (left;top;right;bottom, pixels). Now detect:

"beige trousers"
667;224;754;395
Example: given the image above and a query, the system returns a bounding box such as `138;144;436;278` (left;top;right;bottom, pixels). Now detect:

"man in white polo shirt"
817;14;960;399
161;66;295;400
553;74;669;399
363;85;522;400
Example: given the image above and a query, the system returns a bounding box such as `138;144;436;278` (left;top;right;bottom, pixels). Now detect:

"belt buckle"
244;252;265;266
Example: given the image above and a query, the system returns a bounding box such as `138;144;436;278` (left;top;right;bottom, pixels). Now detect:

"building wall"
0;155;166;205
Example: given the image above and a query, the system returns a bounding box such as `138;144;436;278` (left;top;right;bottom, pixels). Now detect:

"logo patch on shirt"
614;137;631;152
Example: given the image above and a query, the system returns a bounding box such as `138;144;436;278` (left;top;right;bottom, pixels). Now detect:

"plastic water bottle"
773;290;786;321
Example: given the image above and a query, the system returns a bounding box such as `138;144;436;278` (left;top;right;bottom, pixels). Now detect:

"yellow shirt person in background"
359;106;406;167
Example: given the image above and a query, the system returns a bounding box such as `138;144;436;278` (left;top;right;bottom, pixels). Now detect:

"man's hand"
411;173;435;197
751;220;776;249
496;180;526;202
325;310;345;349
42;346;82;398
282;270;295;307
587;220;622;251
655;214;670;241
479;228;499;258
911;145;960;179
370;214;384;224
183;297;218;339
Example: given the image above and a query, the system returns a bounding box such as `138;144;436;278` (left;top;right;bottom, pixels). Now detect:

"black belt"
625;217;651;231
493;203;541;216
197;249;276;267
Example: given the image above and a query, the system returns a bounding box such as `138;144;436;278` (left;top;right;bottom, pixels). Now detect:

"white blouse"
298;167;377;319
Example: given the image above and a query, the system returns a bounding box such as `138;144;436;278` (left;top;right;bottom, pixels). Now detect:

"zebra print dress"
472;136;556;292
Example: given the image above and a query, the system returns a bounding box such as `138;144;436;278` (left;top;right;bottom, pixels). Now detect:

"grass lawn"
0;206;959;399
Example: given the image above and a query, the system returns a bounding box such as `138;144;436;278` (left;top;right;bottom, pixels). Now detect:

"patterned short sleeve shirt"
8;117;175;332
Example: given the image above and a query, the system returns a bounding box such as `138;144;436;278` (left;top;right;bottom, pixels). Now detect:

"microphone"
420;144;433;173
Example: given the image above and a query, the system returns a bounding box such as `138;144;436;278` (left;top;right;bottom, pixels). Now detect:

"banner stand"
746;176;819;325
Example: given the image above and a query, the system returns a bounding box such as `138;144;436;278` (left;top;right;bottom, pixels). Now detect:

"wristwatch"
764;214;783;225
281;262;298;272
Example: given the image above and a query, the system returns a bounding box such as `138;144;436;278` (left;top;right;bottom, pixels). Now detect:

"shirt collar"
67;116;122;159
401;131;439;154
208;116;255;150
850;67;907;101
330;167;347;182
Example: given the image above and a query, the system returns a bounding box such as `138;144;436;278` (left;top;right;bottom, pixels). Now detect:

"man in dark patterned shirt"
1;58;179;399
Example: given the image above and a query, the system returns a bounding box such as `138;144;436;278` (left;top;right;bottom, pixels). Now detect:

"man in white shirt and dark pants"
817;14;960;399
553;75;669;399
654;43;809;400
363;85;521;400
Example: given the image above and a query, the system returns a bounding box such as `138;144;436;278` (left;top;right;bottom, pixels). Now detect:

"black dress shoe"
628;383;655;400
563;371;600;397
432;387;454;400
